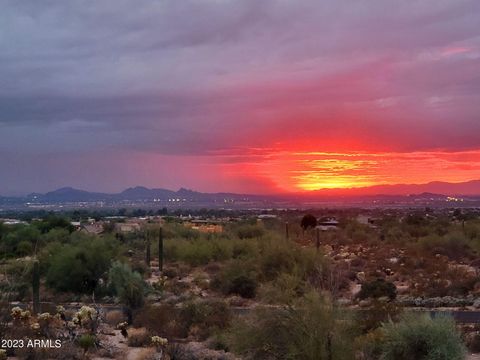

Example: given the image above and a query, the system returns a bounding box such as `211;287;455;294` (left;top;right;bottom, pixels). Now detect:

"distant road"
429;310;480;324
232;306;480;324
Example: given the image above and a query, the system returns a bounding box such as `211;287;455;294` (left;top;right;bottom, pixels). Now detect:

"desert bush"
0;225;40;257
165;223;201;240
411;262;477;297
259;245;296;281
257;238;324;283
258;272;307;304
134;304;185;339
418;232;472;260
48;342;83;360
164;237;233;266
16;240;33;256
130;260;150;276
212;260;258;298
45;237;118;294
134;300;231;341
208;332;230;352
106;310;126;327
166;343;196;360
383;226;411;246
465;332;480;353
128;327;150;347
34;215;74;234
380;314;465;360
355;328;385;360
179;300;232;340
466;332;480;354
108;261;145;310
235;224;265;239
77;334;96;354
14;347;50;360
231;238;258;259
132;348;157;360
357;279;396;301
228;291;356;360
227;274;257;299
358;300;403;332
42;228;71;244
192;271;210;290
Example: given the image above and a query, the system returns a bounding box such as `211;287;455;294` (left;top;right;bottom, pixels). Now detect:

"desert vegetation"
0;208;479;359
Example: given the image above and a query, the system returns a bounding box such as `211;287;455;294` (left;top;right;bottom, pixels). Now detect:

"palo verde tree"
45;237;117;294
108;261;145;324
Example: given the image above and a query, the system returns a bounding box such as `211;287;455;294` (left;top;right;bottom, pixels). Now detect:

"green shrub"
42;228;70;244
0;225;40;257
134;304;185;339
358;300;403;332
108;261;145;310
45;237;117;294
258;272;307;304
228;292;355;360
127;327;150;347
236;224;265;239
34;216;74;234
259;245;296;281
355;328;385;360
231;239;258;259
357;279;396;301
228;274;257;299
418;232;472;260
213;260;258;298
133;300;231;341
380;314;465;360
466;332;480;353
179;300;231;340
16;241;33;256
77;334;96;353
164;237;233;266
257;239;324;283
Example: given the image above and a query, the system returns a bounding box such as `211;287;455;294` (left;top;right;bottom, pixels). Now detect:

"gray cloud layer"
1;0;480;193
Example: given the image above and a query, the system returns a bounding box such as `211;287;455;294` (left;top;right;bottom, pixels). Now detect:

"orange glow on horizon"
218;148;480;193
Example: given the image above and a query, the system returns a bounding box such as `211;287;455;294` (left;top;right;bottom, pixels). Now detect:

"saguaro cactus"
145;233;151;267
32;259;40;314
158;227;164;272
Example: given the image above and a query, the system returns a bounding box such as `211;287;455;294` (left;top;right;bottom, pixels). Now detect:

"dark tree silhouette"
301;214;317;231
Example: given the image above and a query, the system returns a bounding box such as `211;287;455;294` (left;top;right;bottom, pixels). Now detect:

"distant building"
80;223;104;235
70;221;81;230
184;220;223;233
0;218;27;226
357;215;379;229
316;218;339;231
114;222;141;233
257;214;277;219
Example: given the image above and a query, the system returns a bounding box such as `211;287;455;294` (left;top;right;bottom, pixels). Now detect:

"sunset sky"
1;0;480;195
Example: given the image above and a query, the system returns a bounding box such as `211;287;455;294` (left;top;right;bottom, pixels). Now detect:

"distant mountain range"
15;186;266;203
20;186;266;203
1;180;480;206
301;180;480;197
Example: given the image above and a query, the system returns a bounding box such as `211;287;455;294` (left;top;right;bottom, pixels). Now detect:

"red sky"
217;149;480;193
